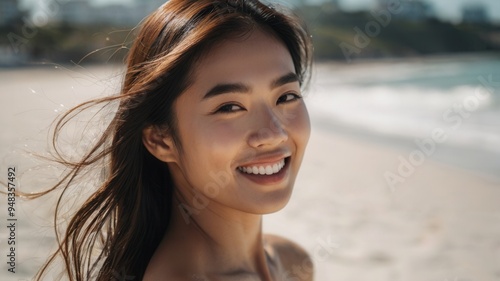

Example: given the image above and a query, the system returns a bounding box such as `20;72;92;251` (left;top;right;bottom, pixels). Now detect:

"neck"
154;193;274;279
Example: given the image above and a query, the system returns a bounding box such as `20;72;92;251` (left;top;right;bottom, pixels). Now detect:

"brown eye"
277;93;302;104
214;103;244;114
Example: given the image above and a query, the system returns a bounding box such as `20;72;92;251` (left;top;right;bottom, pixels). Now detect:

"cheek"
194;122;248;159
286;103;311;148
180;119;246;167
204;122;247;149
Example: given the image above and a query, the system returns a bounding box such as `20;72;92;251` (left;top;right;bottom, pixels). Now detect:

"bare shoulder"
264;234;314;281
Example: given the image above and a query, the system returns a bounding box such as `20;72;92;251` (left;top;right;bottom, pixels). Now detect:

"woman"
35;0;313;280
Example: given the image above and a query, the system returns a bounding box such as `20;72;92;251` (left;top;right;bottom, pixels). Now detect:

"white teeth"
237;158;286;176
252;166;259;174
259;167;266;175
265;166;273;175
272;164;279;173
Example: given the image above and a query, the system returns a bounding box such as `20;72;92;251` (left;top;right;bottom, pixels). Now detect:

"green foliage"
2;23;135;65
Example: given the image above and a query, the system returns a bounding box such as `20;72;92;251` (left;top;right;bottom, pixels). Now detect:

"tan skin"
142;28;313;281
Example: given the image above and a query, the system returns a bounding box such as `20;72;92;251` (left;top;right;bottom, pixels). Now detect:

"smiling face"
155;28;310;215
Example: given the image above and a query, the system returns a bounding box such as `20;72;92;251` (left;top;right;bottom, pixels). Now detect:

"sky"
20;0;500;23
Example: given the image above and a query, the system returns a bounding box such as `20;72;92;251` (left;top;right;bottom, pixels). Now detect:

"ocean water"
306;54;500;177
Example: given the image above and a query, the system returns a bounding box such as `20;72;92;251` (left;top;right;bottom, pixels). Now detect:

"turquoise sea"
307;54;500;178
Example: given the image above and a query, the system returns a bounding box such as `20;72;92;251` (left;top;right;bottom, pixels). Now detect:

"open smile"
237;158;286;175
236;157;290;185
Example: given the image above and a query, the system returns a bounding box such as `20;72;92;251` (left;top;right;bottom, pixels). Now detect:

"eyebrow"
202;72;299;100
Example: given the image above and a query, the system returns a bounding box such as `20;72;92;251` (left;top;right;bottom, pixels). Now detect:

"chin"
243;184;295;215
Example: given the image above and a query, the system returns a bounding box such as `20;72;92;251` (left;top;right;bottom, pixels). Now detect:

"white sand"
266;126;500;281
1;65;499;280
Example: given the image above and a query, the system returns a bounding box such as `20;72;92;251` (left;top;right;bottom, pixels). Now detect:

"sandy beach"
266;125;500;281
1;63;499;280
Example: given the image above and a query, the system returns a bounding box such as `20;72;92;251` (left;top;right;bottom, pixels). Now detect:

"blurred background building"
377;0;434;21
462;4;489;24
0;0;22;26
35;0;165;26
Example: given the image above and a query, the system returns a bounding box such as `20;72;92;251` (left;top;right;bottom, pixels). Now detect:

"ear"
142;125;179;163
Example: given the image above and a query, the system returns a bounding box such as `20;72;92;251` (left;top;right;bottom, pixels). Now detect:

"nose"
247;107;288;148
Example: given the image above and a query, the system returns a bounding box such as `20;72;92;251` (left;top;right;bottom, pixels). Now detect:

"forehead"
191;28;295;87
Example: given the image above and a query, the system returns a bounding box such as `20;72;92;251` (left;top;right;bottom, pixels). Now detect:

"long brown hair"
32;0;312;279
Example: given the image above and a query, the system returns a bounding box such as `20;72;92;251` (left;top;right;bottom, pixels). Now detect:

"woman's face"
168;28;310;215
